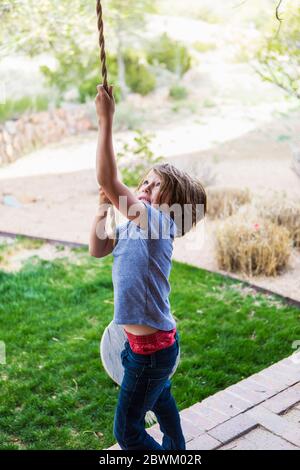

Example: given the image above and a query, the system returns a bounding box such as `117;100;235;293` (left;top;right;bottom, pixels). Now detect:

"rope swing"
96;0;116;244
96;0;109;93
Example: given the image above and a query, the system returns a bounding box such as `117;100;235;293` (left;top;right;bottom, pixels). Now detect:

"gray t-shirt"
112;201;177;331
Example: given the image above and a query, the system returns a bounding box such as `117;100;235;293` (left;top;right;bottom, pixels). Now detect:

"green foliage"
193;41;217;53
124;52;156;96
203;98;216;108
253;4;300;100
0;0;96;57
40;43;120;103
0;1;157;57
117;130;164;187
0;1;157;102
77;53;121;104
169;85;188;101
147;33;192;77
0;95;49;123
40;46;156;102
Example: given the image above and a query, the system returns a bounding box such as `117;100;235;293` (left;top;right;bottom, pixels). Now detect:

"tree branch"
275;0;284;37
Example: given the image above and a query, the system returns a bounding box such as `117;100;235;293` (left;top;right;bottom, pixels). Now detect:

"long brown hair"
136;163;207;237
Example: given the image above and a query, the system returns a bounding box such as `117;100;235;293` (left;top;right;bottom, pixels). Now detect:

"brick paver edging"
107;354;300;450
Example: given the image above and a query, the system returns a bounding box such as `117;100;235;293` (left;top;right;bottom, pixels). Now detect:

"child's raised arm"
95;84;147;227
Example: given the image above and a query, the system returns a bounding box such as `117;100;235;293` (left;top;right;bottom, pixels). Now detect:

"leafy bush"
147;33;192;77
124;51;156;95
117;130;164;187
40;42;122;104
169;85;188;100
40;44;156;102
78;55;121;104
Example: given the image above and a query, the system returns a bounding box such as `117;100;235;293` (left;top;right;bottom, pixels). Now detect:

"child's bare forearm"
96;122;118;186
94;81;117;187
89;204;110;258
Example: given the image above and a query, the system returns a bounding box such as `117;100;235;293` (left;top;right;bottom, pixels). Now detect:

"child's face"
137;171;163;205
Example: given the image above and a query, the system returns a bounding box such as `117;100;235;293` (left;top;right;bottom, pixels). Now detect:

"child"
90;84;207;450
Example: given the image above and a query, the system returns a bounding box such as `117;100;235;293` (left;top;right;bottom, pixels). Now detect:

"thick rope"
96;0;108;92
96;1;116;243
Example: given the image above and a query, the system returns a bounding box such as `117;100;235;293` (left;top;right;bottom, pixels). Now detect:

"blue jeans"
113;331;186;450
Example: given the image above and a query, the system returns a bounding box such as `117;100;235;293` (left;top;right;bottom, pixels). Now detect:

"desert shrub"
169;85;188;100
147;33;192;77
252;192;300;250
215;213;292;276
124;52;156;96
117;130;164;187
206;187;251;219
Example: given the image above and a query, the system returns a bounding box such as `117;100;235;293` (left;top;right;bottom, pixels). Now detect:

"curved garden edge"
1;230;299;310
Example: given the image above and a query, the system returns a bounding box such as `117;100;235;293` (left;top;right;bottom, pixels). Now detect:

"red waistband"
124;327;176;355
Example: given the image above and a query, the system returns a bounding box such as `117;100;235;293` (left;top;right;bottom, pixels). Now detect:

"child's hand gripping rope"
95;84;115;125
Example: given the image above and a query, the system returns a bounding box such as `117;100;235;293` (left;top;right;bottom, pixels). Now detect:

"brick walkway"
107;354;300;450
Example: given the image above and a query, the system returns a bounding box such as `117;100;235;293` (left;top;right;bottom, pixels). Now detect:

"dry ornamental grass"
206;186;251;220
215;213;292;277
253;192;300;250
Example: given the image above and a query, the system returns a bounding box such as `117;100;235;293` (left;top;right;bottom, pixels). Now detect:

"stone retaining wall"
0;105;95;166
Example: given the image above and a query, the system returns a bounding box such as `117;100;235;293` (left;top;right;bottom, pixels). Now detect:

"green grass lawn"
0;238;299;450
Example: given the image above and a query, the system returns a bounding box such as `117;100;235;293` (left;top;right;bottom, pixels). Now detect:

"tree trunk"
117;39;128;100
115;13;129;100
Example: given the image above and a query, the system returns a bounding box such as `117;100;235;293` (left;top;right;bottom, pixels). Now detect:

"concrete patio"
107;353;300;450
